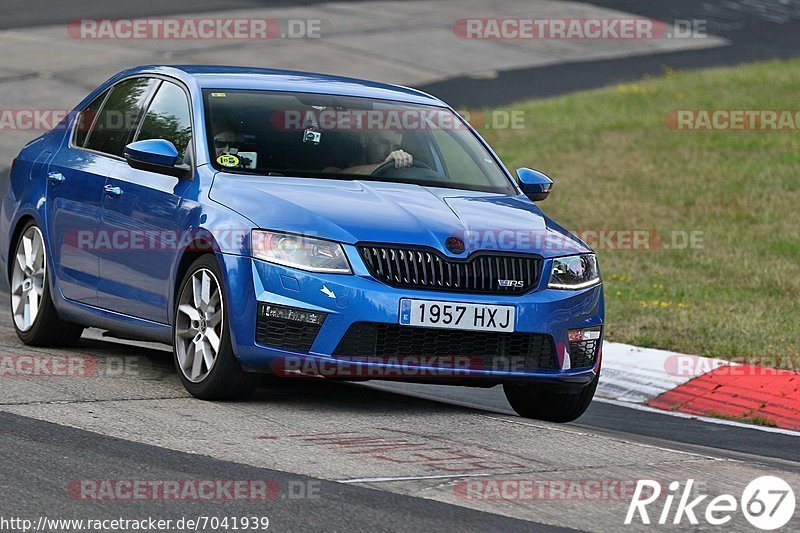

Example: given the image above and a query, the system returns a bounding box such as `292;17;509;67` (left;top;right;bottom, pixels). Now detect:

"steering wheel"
371;159;432;177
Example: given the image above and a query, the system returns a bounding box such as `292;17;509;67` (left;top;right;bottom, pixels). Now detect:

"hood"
209;174;590;258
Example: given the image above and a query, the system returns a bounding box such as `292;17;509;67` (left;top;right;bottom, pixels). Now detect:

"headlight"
251;230;352;274
548;254;600;290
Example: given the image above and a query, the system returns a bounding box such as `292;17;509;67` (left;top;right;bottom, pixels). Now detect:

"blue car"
1;65;603;422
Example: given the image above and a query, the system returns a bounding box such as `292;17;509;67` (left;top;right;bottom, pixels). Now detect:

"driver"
213;130;240;158
326;131;413;174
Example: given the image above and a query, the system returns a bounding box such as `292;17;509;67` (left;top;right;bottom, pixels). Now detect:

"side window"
84;77;157;157
73;89;109;148
135;81;192;163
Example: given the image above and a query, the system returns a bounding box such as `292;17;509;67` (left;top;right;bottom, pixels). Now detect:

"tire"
173;254;259;400
10;220;83;346
503;372;599;423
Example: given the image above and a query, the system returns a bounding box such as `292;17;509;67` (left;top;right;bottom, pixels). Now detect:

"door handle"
104;185;123;198
47;172;65;185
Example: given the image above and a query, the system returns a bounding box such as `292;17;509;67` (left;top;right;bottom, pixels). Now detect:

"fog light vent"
256;303;326;352
568;326;601;368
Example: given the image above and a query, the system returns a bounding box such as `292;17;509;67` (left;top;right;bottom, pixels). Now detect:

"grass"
646;401;778;427
704;411;778;427
477;59;800;365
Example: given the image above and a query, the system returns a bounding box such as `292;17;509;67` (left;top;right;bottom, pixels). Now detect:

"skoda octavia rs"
1;66;603;422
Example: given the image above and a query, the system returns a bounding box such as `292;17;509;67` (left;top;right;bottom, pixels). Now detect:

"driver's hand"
385;150;413;168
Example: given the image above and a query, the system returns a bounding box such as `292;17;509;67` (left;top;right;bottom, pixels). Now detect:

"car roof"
110;65;448;107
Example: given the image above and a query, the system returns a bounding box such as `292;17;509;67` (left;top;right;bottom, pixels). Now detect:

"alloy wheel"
11;226;46;332
175;268;224;383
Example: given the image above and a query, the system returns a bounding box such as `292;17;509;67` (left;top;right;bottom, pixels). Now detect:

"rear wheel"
10;221;83;346
173;255;259;400
503;373;599;423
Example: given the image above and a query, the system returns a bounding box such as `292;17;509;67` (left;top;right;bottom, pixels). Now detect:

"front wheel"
10;221;83;346
503;373;599;423
173;255;259;400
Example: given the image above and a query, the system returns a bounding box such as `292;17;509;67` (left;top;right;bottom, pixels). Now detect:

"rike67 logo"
626;476;795;530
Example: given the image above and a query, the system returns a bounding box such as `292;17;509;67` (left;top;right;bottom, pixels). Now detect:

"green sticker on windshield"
217;154;240;167
210;92;227;98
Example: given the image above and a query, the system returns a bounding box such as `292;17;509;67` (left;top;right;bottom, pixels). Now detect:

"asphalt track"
4;0;800;105
421;0;800;105
0;411;562;533
1;305;798;530
0;0;368;30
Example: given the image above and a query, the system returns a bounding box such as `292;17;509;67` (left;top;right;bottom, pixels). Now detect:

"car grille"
569;339;598;368
334;322;558;371
256;307;325;352
358;245;540;294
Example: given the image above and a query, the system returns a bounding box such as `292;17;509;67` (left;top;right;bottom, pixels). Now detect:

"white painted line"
82;328;172;352
593;397;800;437
338;472;516;484
598;341;732;403
480;415;725;460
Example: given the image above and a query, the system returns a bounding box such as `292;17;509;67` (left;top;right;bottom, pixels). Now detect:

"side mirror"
124;139;190;179
516;167;553;202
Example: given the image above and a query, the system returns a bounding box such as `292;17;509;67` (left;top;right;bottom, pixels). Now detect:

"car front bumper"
218;247;604;386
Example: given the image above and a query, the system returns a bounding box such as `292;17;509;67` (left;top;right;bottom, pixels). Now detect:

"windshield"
203;89;515;194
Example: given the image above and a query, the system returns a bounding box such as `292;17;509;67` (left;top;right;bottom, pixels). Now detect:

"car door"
97;79;195;323
45;77;156;305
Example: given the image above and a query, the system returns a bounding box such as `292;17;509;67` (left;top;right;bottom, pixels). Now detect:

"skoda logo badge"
445;237;466;254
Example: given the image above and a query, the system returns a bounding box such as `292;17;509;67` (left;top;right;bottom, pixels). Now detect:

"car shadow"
73;335;495;417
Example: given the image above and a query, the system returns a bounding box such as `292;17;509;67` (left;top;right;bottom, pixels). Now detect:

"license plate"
399;299;515;332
